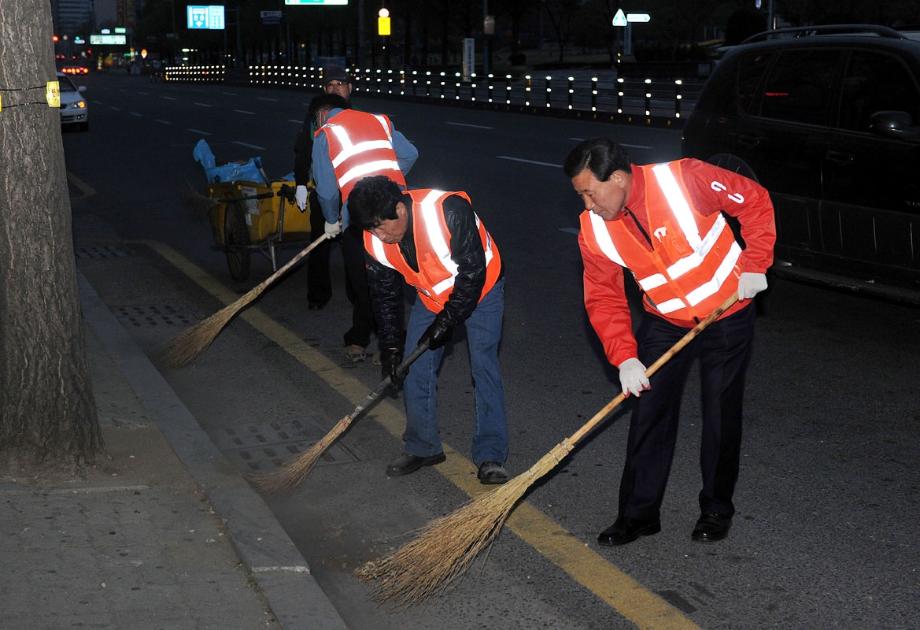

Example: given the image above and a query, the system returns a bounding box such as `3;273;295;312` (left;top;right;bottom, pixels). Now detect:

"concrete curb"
78;271;349;630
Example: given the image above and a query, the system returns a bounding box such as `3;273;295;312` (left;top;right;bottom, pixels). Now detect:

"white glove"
737;272;768;300
617;357;650;398
324;220;342;238
294;185;308;210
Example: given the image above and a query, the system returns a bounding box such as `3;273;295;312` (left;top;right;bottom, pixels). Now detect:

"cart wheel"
224;202;251;282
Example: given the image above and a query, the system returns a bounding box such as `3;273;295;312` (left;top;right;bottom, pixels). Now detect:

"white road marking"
233;141;266;150
130;112;143;117
257;97;278;102
138;91;149;95
110;106;121;111
94;100;105;105
447;121;494;129
234;109;256;115
496;155;561;168
155;119;172;125
288;119;303;124
559;227;579;235
221;91;238;96
187;128;212;136
568;137;653;150
193;102;213;108
162;96;176;100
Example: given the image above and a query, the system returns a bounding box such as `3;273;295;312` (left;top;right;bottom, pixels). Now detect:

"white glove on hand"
294;185;308;210
324;220;342;238
738;272;768;300
617;357;650;398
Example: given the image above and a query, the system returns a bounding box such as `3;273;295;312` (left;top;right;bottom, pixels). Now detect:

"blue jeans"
402;279;508;465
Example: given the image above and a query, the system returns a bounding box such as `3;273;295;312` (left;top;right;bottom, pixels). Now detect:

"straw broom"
250;340;431;493
162;234;329;368
360;293;740;604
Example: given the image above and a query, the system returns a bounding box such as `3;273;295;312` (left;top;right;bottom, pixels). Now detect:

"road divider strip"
187;128;212;136
497;155;561;168
447;121;494;130
143;240;699;630
233;141;266;150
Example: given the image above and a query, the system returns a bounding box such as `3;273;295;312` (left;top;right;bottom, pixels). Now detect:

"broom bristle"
161;236;327;368
359;440;573;604
161;304;239;368
248;414;355;493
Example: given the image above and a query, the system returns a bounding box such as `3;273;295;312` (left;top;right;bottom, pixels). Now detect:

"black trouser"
618;303;756;522
341;225;374;348
307;191;332;306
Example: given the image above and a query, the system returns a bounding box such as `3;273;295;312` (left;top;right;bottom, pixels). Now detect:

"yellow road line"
145;240;699;630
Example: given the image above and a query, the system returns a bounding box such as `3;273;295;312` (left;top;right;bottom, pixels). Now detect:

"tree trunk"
0;0;102;466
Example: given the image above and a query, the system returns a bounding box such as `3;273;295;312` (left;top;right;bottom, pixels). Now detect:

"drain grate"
213;419;360;472
112;305;195;327
75;244;134;259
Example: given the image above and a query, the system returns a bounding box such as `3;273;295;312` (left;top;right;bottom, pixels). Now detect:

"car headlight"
75;100;86;109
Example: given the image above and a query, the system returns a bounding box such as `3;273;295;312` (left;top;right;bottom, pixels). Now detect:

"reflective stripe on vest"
583;161;740;321
419;190;460;294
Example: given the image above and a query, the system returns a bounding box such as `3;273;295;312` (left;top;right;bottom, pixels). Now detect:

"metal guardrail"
164;64;702;127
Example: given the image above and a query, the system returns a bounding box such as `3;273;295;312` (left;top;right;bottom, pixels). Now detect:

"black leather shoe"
691;513;732;542
597;517;661;546
386;452;446;477
477;461;509;485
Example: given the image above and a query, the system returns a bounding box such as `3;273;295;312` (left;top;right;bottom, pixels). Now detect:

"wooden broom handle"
568;293;740;446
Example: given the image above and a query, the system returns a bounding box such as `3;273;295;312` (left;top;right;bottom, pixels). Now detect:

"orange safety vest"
364;189;502;314
316;109;407;202
580;161;742;324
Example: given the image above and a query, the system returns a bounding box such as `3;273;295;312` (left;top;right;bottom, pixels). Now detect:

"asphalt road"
67;72;918;629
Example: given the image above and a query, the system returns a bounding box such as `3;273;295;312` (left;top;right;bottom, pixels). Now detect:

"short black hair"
348;176;405;231
563;138;631;181
309;93;349;121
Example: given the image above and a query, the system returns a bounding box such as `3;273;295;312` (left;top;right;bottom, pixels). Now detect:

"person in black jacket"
293;94;344;309
348;176;510;484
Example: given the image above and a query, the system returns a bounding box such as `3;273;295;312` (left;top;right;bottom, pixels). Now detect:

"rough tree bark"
0;1;102;467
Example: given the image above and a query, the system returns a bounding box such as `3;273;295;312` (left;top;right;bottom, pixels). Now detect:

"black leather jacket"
366;193;501;348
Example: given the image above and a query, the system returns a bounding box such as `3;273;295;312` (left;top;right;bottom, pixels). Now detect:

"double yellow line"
146;240;698;629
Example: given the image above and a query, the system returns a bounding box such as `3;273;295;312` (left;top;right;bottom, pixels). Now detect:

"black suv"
682;25;920;293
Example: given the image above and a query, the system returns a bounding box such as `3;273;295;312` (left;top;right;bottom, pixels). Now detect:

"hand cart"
206;180;312;282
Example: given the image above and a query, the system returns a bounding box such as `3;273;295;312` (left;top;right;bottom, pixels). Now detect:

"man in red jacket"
564;138;775;546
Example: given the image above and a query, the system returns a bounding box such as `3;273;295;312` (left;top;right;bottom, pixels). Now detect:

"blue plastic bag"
193;139;268;184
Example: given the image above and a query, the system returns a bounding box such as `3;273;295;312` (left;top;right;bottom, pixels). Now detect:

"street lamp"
377;8;391;68
482;1;494;76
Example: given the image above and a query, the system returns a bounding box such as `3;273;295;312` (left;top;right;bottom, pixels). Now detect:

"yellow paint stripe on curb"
145;240;699;630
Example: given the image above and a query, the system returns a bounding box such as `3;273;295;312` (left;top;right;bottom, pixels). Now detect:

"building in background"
52;0;95;35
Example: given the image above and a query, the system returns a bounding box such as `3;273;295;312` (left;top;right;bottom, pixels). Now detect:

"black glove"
420;312;454;350
380;347;404;395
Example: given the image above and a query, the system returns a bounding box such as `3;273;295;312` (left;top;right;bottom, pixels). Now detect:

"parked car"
682;25;920;292
58;72;89;131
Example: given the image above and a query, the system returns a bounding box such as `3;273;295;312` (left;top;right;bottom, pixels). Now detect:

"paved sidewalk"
0;274;348;629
